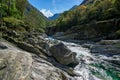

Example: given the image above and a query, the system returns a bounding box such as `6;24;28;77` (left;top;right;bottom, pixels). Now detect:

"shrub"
3;17;24;26
116;30;120;36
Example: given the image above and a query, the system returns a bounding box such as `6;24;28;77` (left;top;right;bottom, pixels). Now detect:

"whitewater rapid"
45;37;120;80
63;42;101;80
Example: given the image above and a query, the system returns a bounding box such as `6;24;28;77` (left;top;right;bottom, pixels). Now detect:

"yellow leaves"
77;5;87;10
81;5;87;9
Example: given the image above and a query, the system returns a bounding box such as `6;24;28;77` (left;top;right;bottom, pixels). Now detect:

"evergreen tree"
16;0;27;17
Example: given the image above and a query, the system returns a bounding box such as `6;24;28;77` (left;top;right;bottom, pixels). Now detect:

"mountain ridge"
48;13;60;20
48;5;78;20
46;0;120;40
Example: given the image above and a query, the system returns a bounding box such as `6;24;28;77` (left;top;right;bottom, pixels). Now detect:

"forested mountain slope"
47;0;120;40
0;0;47;34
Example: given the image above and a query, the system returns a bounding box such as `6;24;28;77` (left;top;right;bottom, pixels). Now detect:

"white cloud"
40;9;53;18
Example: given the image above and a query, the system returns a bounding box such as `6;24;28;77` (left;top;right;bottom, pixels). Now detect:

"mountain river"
46;37;120;80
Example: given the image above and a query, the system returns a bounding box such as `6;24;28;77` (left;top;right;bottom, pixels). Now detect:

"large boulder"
17;42;46;56
0;41;73;80
50;43;78;65
0;44;32;80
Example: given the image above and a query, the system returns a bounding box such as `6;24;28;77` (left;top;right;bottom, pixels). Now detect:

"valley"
0;0;120;80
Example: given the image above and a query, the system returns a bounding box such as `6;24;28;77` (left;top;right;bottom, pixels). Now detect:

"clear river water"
46;37;120;80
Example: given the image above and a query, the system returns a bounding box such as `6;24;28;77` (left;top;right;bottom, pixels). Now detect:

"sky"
28;0;83;17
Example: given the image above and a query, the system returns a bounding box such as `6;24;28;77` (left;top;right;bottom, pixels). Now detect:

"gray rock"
82;43;93;49
31;56;69;80
42;33;48;38
17;42;45;56
0;41;71;80
0;42;8;49
28;38;38;45
104;59;120;65
0;48;32;80
50;43;78;65
11;30;20;37
53;32;64;37
37;35;45;40
97;40;120;45
91;40;120;56
39;42;52;56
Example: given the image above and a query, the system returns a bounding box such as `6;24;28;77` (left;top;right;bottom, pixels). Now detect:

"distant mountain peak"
48;13;60;20
48;5;78;20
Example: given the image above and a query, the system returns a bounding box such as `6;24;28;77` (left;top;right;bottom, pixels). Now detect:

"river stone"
50;43;78;65
28;38;38;45
91;40;120;56
42;33;48;38
97;40;120;45
53;32;64;37
0;42;8;49
12;30;20;37
82;43;93;49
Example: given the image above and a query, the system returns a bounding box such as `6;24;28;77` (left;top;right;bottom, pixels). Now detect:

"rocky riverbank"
0;39;76;80
0;33;120;80
0;33;82;80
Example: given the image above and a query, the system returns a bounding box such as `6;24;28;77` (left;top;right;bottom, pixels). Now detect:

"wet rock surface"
50;43;78;65
0;42;8;49
0;37;120;80
91;40;120;56
0;40;78;80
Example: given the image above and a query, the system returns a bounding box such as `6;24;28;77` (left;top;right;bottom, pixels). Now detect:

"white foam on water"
44;37;115;80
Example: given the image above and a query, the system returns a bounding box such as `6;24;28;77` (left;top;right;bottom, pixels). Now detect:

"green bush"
36;28;45;33
0;4;8;17
116;30;120;36
3;17;24;26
